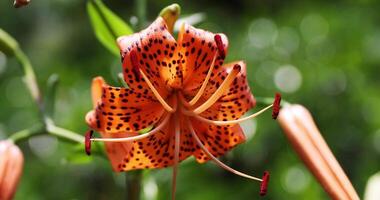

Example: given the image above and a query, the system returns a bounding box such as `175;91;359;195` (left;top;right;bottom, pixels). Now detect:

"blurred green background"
1;0;380;199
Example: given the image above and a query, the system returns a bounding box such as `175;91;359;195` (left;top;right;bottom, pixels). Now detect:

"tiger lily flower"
85;16;279;198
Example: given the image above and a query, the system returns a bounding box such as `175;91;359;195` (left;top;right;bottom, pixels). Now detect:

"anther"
130;50;141;81
260;171;270;196
214;34;226;59
272;93;281;119
85;130;94;155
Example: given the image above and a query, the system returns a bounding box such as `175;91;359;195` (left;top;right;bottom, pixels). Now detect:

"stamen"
187;52;218;106
130;50;141;81
260;171;270;196
214;34;225;59
192;64;241;114
183;104;273;125
138;67;176;113
85;130;93;155
272;93;281;119
90;114;171;142
172;112;181;200
187;119;262;182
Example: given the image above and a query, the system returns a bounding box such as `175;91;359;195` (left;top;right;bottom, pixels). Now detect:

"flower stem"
126;170;142;200
8;123;45;143
5;37;85;145
46;120;84;144
136;0;146;30
14;49;43;112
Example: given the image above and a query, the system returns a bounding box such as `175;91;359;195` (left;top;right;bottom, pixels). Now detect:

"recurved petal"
179;23;228;95
91;76;105;108
190;118;246;163
118;17;182;94
86;80;165;133
199;61;256;121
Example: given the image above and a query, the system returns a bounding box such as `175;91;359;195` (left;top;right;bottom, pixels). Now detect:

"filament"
187;119;262;182
90;113;171;142
192;64;241;114
139;69;176;113
183;104;273;125
187;52;218;106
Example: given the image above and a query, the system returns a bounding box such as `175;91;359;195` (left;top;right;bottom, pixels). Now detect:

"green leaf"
87;0;133;56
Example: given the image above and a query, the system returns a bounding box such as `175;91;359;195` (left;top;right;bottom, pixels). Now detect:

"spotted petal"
190;118;246;163
178;23;229;97
117;115;195;171
117;17;184;96
86;77;165;133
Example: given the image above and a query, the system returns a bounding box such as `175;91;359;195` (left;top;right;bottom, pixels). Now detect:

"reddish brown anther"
260;171;270;196
85;130;94;155
13;0;30;8
214;34;226;59
129;50;141;81
272;93;281;119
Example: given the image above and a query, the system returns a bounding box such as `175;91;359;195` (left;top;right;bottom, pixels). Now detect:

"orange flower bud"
278;105;359;200
0;140;24;200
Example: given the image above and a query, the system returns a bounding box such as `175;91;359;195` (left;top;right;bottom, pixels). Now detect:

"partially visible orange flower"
13;0;30;8
278;104;359;200
85;16;279;198
0;140;24;200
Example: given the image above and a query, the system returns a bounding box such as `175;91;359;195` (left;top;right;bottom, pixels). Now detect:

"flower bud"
278;104;359;200
159;4;180;34
0;140;24;200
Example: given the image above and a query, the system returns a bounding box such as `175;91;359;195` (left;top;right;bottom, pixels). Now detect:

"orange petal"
86;83;165;133
117;17;182;93
190;118;246;163
198;61;256;121
118;115;194;171
179;24;228;94
101;132;136;172
91;76;105;109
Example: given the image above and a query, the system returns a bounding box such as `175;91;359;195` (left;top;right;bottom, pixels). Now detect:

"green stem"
14;50;43;112
126;170;142;200
46;119;84;144
8;123;45;143
136;0;146;30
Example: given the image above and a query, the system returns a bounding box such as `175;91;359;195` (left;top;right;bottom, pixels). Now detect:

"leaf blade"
87;0;133;56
